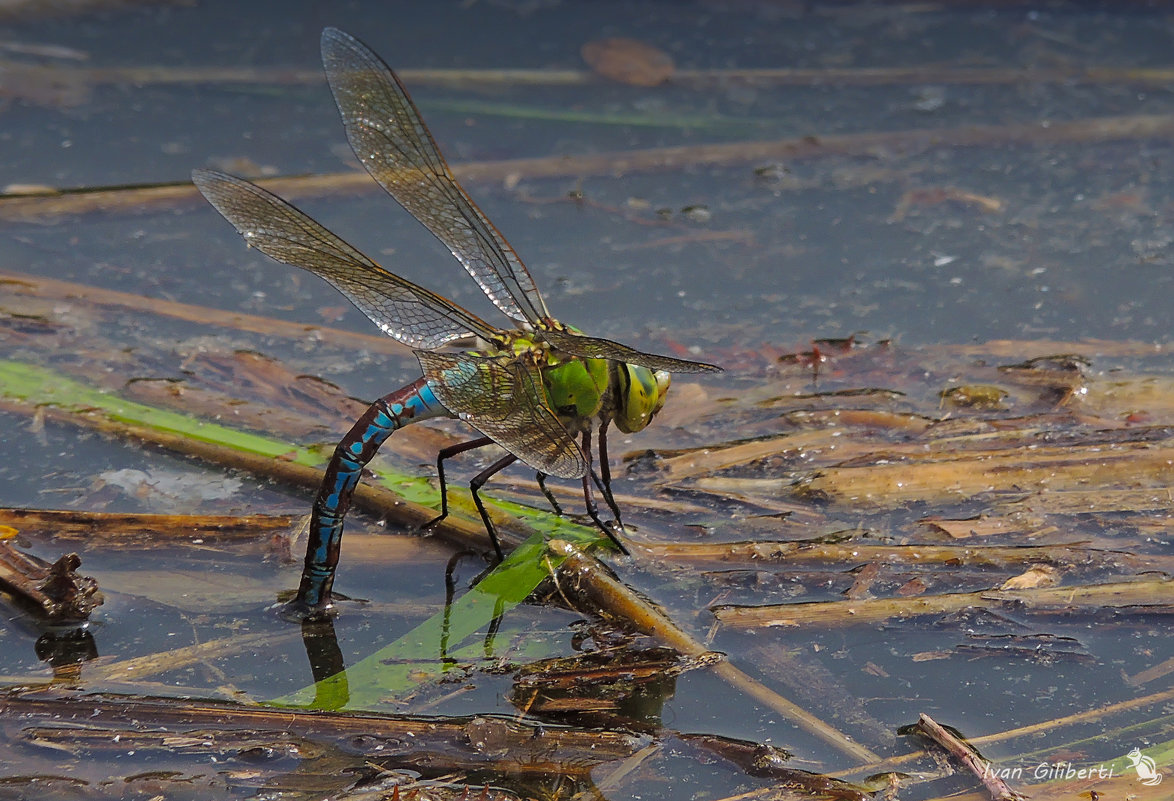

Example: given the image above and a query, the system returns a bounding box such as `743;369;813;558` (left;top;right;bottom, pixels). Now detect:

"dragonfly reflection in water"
193;28;720;618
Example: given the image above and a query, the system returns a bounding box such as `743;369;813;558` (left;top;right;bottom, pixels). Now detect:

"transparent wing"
192;169;501;350
542;328;723;373
416;351;586;479
321;27;548;326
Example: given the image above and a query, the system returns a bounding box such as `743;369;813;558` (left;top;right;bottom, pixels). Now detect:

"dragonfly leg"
288;377;447;619
594;421;626;532
468;453;519;561
535;473;564;516
423;436;494;531
579;429;629;554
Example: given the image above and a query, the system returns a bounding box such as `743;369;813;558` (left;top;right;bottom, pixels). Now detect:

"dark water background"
0;2;1169;799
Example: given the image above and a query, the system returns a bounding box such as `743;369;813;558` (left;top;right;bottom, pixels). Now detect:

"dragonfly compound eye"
615;365;667;433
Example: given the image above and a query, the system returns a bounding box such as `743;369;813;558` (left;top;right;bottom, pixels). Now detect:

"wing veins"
361;123;521;301
322;27;549;326
543;328;723;373
415;351;586;479
192;169;500;350
351;118;538;322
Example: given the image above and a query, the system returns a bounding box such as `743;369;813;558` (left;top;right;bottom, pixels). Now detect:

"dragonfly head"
614;365;671;434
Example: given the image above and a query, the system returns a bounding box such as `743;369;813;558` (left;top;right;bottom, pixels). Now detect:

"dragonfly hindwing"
415;351;587;480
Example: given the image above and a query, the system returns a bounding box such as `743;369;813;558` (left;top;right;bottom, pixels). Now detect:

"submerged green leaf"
272;510;614;711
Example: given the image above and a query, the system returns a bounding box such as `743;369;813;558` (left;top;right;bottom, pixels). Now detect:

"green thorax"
543;356;610;423
492;329;672;435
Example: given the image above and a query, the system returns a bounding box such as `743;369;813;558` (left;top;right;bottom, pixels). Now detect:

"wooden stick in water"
548;539;881;764
6;113;1174;221
714;577;1174;630
914;713;1025;801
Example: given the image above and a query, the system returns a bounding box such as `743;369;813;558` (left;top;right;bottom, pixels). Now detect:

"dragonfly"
193;27;720;618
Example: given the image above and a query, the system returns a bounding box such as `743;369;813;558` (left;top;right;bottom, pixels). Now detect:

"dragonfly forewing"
191;169;501;351
415;351;587;480
320;27;549;327
541;328;723;374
